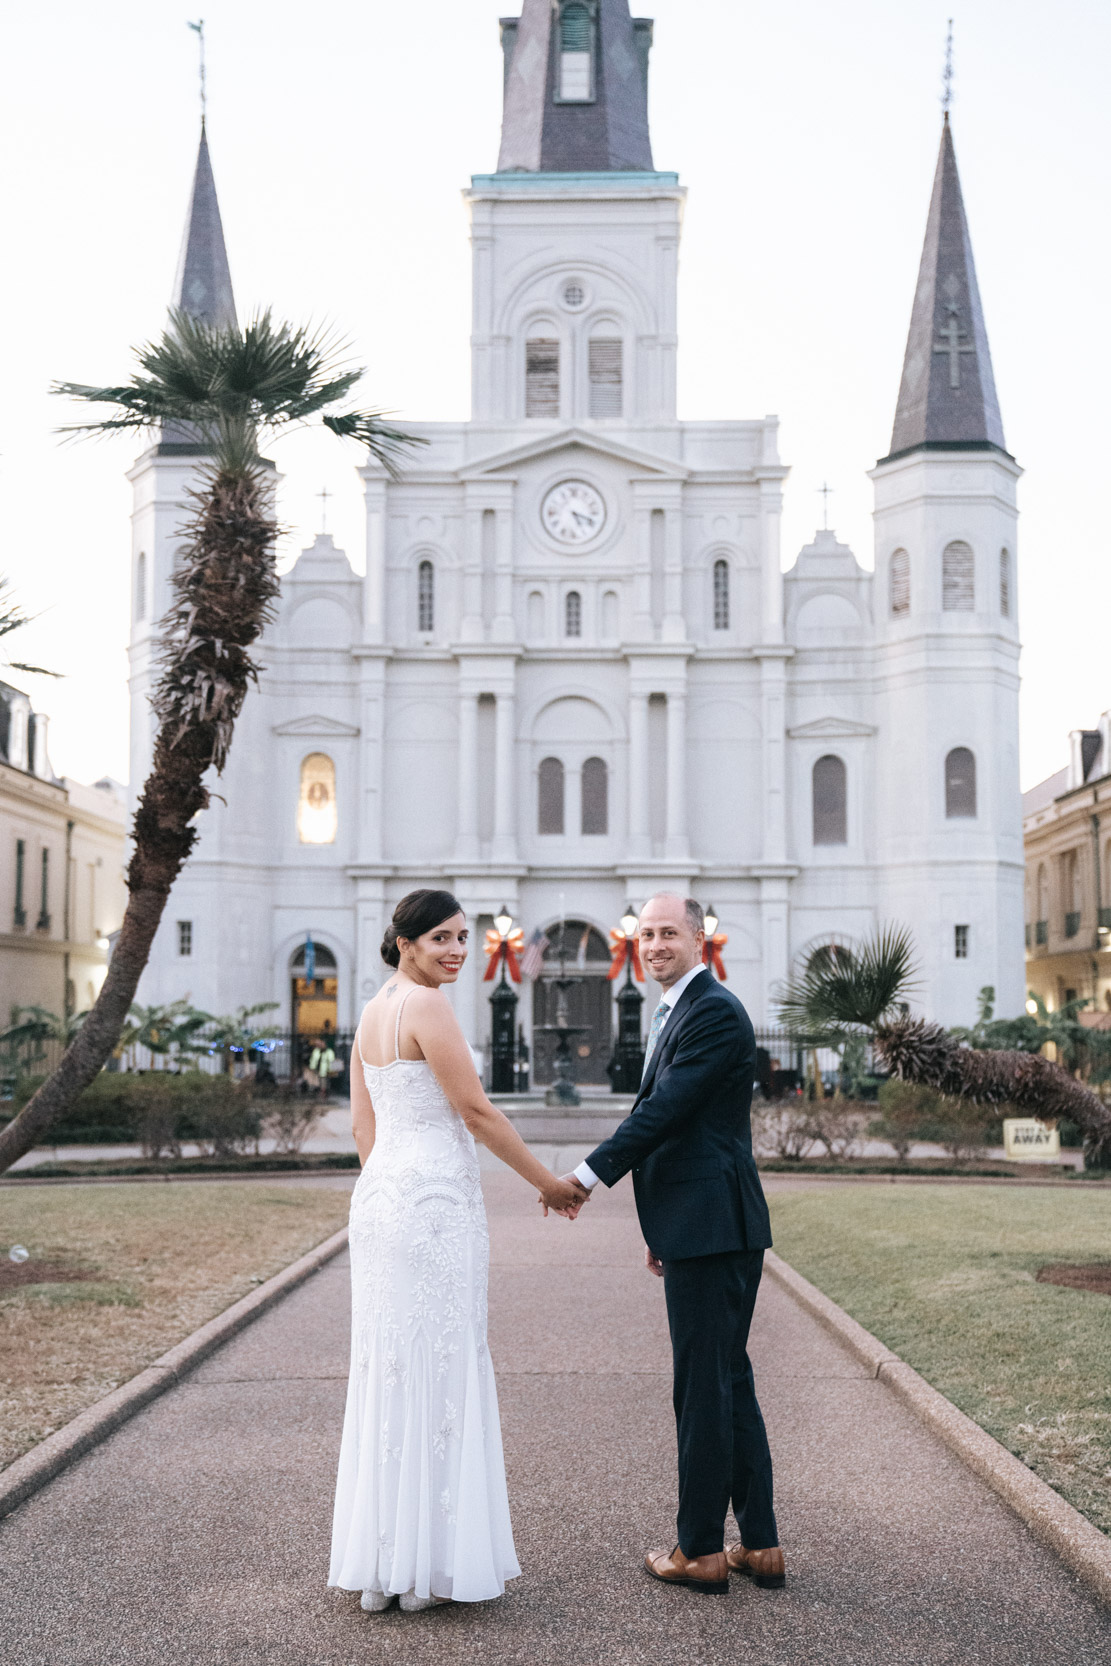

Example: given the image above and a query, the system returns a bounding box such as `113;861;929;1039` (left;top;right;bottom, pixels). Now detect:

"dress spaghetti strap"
394;988;416;1062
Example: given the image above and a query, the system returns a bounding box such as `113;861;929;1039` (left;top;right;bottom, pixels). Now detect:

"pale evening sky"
1;0;1108;792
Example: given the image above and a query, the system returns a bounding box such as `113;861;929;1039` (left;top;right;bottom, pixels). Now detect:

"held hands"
645;1246;664;1277
538;1174;593;1220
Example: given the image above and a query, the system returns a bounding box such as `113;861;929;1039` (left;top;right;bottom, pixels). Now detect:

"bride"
329;889;582;1612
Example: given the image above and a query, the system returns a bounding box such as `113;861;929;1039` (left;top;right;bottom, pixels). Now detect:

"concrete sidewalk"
3;1172;1109;1665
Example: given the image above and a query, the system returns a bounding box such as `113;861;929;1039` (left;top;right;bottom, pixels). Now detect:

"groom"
566;894;784;1595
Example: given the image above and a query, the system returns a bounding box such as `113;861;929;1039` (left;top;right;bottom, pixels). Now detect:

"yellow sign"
1003;1118;1061;1161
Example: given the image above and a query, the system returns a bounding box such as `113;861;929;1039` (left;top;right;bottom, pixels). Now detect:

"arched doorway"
531;920;613;1087
291;940;338;1048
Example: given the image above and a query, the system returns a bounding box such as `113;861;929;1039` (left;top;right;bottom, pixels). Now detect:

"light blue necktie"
642;999;670;1081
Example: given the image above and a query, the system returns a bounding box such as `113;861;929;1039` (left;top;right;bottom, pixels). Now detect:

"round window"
562;281;586;310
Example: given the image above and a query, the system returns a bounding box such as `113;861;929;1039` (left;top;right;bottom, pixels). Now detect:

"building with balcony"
1024;711;1111;1016
0;684;127;1023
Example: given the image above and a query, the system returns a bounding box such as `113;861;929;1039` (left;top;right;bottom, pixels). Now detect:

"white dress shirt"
574;962;709;1192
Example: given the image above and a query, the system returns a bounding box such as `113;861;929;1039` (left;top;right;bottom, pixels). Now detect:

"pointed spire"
172;124;238;328
884;118;1006;461
498;1;655;174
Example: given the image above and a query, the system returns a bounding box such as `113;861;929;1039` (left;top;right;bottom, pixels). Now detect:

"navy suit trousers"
662;1249;778;1559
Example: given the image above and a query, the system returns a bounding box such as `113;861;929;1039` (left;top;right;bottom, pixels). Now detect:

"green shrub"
871;1078;993;1162
6;1070;261;1158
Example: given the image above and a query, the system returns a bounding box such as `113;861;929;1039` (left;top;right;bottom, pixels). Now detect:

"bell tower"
871;117;1024;1020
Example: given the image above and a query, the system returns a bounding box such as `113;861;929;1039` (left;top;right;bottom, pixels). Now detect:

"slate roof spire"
497;1;655;173
172;122;238;329
884;117;1006;462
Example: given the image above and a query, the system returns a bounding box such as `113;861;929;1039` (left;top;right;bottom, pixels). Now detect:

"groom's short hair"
645;893;704;934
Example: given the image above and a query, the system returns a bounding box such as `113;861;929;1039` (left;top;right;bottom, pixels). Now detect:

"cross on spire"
317;486;331;534
941;18;954;117
817;482;834;532
933;307;976;389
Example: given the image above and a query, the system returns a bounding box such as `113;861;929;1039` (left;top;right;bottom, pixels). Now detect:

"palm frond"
54;310;423;478
323;410;429;477
776;923;918;1034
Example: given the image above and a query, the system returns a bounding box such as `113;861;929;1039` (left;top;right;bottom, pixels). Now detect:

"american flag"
520;930;549;980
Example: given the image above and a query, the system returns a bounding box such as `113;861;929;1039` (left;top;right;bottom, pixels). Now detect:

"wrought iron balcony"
1065;911;1082;939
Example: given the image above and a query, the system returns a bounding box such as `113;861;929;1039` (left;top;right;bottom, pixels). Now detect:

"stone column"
493;506;516;642
757;651;790;865
666;689;689;859
363;476;387;644
492;686;517;861
456;690;479;861
628;691;650;859
758;876;791;1026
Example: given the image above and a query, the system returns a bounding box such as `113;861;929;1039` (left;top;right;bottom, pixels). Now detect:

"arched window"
527;590;545;640
538;757;565;835
581;757;608;835
565;591;582;638
559;3;593;100
812;755;847;846
713;559;730;630
589;338;622;417
417;559;434;632
298;753;338;844
1000;548;1011;617
601;589;619;640
526;338;560;417
890;548;910;616
942;540;974;611
945;747;977;818
135;552;147;622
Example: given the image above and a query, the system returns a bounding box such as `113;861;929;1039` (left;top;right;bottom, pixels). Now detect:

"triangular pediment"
272;715;361;738
459;426;688;482
788;717;877;740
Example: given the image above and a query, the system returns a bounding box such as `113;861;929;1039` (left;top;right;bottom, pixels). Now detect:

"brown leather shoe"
644;1545;729;1595
726;1543;786;1589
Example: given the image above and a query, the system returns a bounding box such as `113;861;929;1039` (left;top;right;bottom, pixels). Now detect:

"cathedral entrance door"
531;922;613;1087
290;941;338;1076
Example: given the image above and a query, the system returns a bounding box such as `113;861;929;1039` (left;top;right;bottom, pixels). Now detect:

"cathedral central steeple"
497;0;655;173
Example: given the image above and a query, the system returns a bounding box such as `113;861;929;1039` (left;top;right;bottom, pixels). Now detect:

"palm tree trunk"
0;470;278;1174
875;1017;1111;1169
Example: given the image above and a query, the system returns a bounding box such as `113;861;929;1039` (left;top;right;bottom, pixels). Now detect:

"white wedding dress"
328;992;520;1603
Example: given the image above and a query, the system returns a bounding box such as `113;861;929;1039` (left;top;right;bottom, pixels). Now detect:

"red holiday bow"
607;928;644;982
483;927;524;983
702;934;729;980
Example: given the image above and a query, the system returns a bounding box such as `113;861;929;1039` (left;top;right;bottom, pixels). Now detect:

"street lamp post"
489;905;518;1094
607;905;645;1093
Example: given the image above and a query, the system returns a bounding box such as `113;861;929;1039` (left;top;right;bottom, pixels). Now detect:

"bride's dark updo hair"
381;889;465;969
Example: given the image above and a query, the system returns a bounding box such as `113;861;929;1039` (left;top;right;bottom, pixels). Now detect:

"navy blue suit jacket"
586;969;772;1263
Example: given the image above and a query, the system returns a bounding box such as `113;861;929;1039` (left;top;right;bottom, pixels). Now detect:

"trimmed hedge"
2;1071;258;1150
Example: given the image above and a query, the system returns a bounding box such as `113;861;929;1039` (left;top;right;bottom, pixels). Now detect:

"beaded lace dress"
328;991;520;1603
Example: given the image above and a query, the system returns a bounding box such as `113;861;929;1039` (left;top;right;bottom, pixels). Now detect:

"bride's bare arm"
350;1033;376;1166
408;988;582;1215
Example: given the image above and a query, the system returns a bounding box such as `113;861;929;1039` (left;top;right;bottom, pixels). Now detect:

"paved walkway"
3;1171;1109;1665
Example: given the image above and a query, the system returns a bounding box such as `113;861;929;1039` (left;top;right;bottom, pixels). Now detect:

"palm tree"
777;926;1111;1169
0;311;422;1173
117;1000;212;1070
201;1002;281;1075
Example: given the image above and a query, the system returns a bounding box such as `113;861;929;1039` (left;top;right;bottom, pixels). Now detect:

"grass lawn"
768;1185;1111;1535
0;1181;352;1471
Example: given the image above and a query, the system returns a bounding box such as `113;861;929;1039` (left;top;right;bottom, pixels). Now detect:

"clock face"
541;480;607;546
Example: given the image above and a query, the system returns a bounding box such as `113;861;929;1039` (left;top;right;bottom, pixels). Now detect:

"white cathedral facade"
129;0;1024;1074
